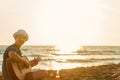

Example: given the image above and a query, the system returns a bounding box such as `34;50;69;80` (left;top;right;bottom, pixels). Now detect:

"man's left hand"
33;57;41;65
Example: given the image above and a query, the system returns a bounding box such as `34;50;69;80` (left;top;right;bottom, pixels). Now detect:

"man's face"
15;34;27;46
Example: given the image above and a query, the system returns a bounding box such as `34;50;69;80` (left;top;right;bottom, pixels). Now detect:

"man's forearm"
8;51;26;63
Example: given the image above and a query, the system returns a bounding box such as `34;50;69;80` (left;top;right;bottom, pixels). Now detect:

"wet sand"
1;63;120;80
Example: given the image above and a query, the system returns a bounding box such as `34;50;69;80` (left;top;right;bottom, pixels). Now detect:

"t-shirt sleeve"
6;47;18;57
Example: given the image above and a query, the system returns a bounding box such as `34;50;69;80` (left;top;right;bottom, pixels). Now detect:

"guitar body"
6;56;31;80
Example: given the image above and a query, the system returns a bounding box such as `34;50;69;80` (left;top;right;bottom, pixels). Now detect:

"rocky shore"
48;63;120;80
1;63;120;80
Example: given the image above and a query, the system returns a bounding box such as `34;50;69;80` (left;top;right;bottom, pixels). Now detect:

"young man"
2;29;48;80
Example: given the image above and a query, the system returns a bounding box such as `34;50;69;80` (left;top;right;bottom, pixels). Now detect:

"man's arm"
8;51;29;68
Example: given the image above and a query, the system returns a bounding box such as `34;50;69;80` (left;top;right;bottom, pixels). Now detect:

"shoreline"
48;63;120;80
1;63;120;80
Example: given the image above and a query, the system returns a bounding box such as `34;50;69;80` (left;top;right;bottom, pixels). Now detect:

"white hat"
13;29;29;41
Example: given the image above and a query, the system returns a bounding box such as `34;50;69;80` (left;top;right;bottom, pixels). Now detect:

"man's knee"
34;70;48;77
24;72;33;80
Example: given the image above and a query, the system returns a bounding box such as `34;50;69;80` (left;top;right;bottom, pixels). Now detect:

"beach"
47;63;120;80
0;63;120;80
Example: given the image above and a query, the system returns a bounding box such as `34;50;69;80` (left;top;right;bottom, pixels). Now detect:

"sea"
0;45;120;71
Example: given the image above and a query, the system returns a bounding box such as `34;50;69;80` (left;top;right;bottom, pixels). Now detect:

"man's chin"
19;42;25;46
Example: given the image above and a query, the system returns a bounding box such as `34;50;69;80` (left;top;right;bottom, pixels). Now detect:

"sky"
0;0;120;52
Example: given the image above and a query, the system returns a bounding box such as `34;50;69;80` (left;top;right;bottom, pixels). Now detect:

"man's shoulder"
7;44;16;49
6;44;17;52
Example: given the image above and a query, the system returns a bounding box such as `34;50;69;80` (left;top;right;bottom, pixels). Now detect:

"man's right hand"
22;58;30;68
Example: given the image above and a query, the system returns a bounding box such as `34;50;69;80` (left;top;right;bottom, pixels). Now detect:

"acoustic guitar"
6;56;31;80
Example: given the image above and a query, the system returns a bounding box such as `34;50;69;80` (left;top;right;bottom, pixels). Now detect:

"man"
2;29;48;80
